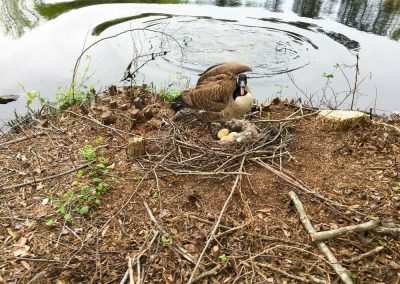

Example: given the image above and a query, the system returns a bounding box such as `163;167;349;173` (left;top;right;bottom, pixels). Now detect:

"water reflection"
0;0;39;38
0;0;399;40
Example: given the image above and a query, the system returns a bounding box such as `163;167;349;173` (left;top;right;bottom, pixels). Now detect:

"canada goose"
172;62;253;120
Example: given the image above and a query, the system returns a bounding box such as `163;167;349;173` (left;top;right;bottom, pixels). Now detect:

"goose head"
232;74;253;115
235;74;249;98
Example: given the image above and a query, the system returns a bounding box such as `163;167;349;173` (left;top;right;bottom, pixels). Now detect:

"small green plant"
45;218;56;226
94;136;103;145
48;143;111;223
218;254;228;263
21;89;47;112
80;145;96;162
152;191;160;200
161;234;173;247
56;86;94;110
159;88;182;102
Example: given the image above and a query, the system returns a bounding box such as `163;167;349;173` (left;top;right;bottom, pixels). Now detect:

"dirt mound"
1;87;400;283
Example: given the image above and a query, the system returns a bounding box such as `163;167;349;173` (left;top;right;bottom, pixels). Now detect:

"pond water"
1;0;400;128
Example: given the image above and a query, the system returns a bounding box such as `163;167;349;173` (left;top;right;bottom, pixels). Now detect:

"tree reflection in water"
0;0;399;40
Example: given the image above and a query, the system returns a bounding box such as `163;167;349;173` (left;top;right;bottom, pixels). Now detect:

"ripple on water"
151;17;316;77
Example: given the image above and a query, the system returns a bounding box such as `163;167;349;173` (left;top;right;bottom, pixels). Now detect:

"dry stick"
128;257;135;284
0;132;45;148
252;262;312;283
143;201;195;264
374;226;400;236
1;162;93;190
192;265;221;283
255;111;318;123
101;151;173;232
136;256;141;284
254;159;363;215
186;214;231;230
350;54;359;111
187;156;246;284
120;231;159;284
311;219;380;242
288;191;353;284
343;246;384;264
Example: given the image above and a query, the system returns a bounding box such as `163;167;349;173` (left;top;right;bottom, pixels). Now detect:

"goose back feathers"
176;62;253;120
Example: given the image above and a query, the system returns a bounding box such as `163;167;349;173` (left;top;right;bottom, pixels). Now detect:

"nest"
137;116;293;177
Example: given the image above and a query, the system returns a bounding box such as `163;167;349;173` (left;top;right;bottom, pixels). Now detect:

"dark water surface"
1;0;400;127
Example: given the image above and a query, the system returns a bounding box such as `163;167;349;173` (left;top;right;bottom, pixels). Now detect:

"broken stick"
343;246;384;264
288;191;353;284
311;219;380;242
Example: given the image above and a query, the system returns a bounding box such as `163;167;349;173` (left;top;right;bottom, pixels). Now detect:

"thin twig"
343;246;384;263
0;132;45;148
1;162;93;190
143;201;195;264
192;265;222;283
187;156;246;284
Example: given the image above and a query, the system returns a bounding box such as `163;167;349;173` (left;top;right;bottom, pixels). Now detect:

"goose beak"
240;87;245;96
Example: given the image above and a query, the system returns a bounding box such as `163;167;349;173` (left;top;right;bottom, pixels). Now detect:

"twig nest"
126;137;146;159
217;119;259;144
318;110;369;130
217;128;230;139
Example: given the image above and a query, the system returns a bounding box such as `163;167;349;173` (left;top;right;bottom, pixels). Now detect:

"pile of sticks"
137;118;293;177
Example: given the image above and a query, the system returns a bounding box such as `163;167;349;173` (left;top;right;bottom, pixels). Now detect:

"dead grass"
1;86;400;283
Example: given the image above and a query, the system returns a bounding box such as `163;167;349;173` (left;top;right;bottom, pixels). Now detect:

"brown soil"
1;86;400;284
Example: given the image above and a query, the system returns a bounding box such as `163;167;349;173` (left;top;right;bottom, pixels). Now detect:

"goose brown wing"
197;62;252;85
182;74;236;112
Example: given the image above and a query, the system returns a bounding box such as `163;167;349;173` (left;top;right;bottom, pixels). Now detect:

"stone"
126;137;146;159
101;110;116;125
318;110;369;130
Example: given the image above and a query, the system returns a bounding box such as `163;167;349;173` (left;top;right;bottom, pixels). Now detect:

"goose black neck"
233;86;241;99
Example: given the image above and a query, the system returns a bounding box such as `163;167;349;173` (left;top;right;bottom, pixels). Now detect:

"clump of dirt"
0;86;399;284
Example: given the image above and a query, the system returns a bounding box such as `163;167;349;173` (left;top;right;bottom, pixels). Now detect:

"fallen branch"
252;262;313;283
187;156;246;284
120;230;159;284
288;191;353;284
143;201;195;264
128;257;135;284
374;226;400;236
1;162;93;190
0;132;45;148
192;265;221;283
311;219;380;242
343;246;384;264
